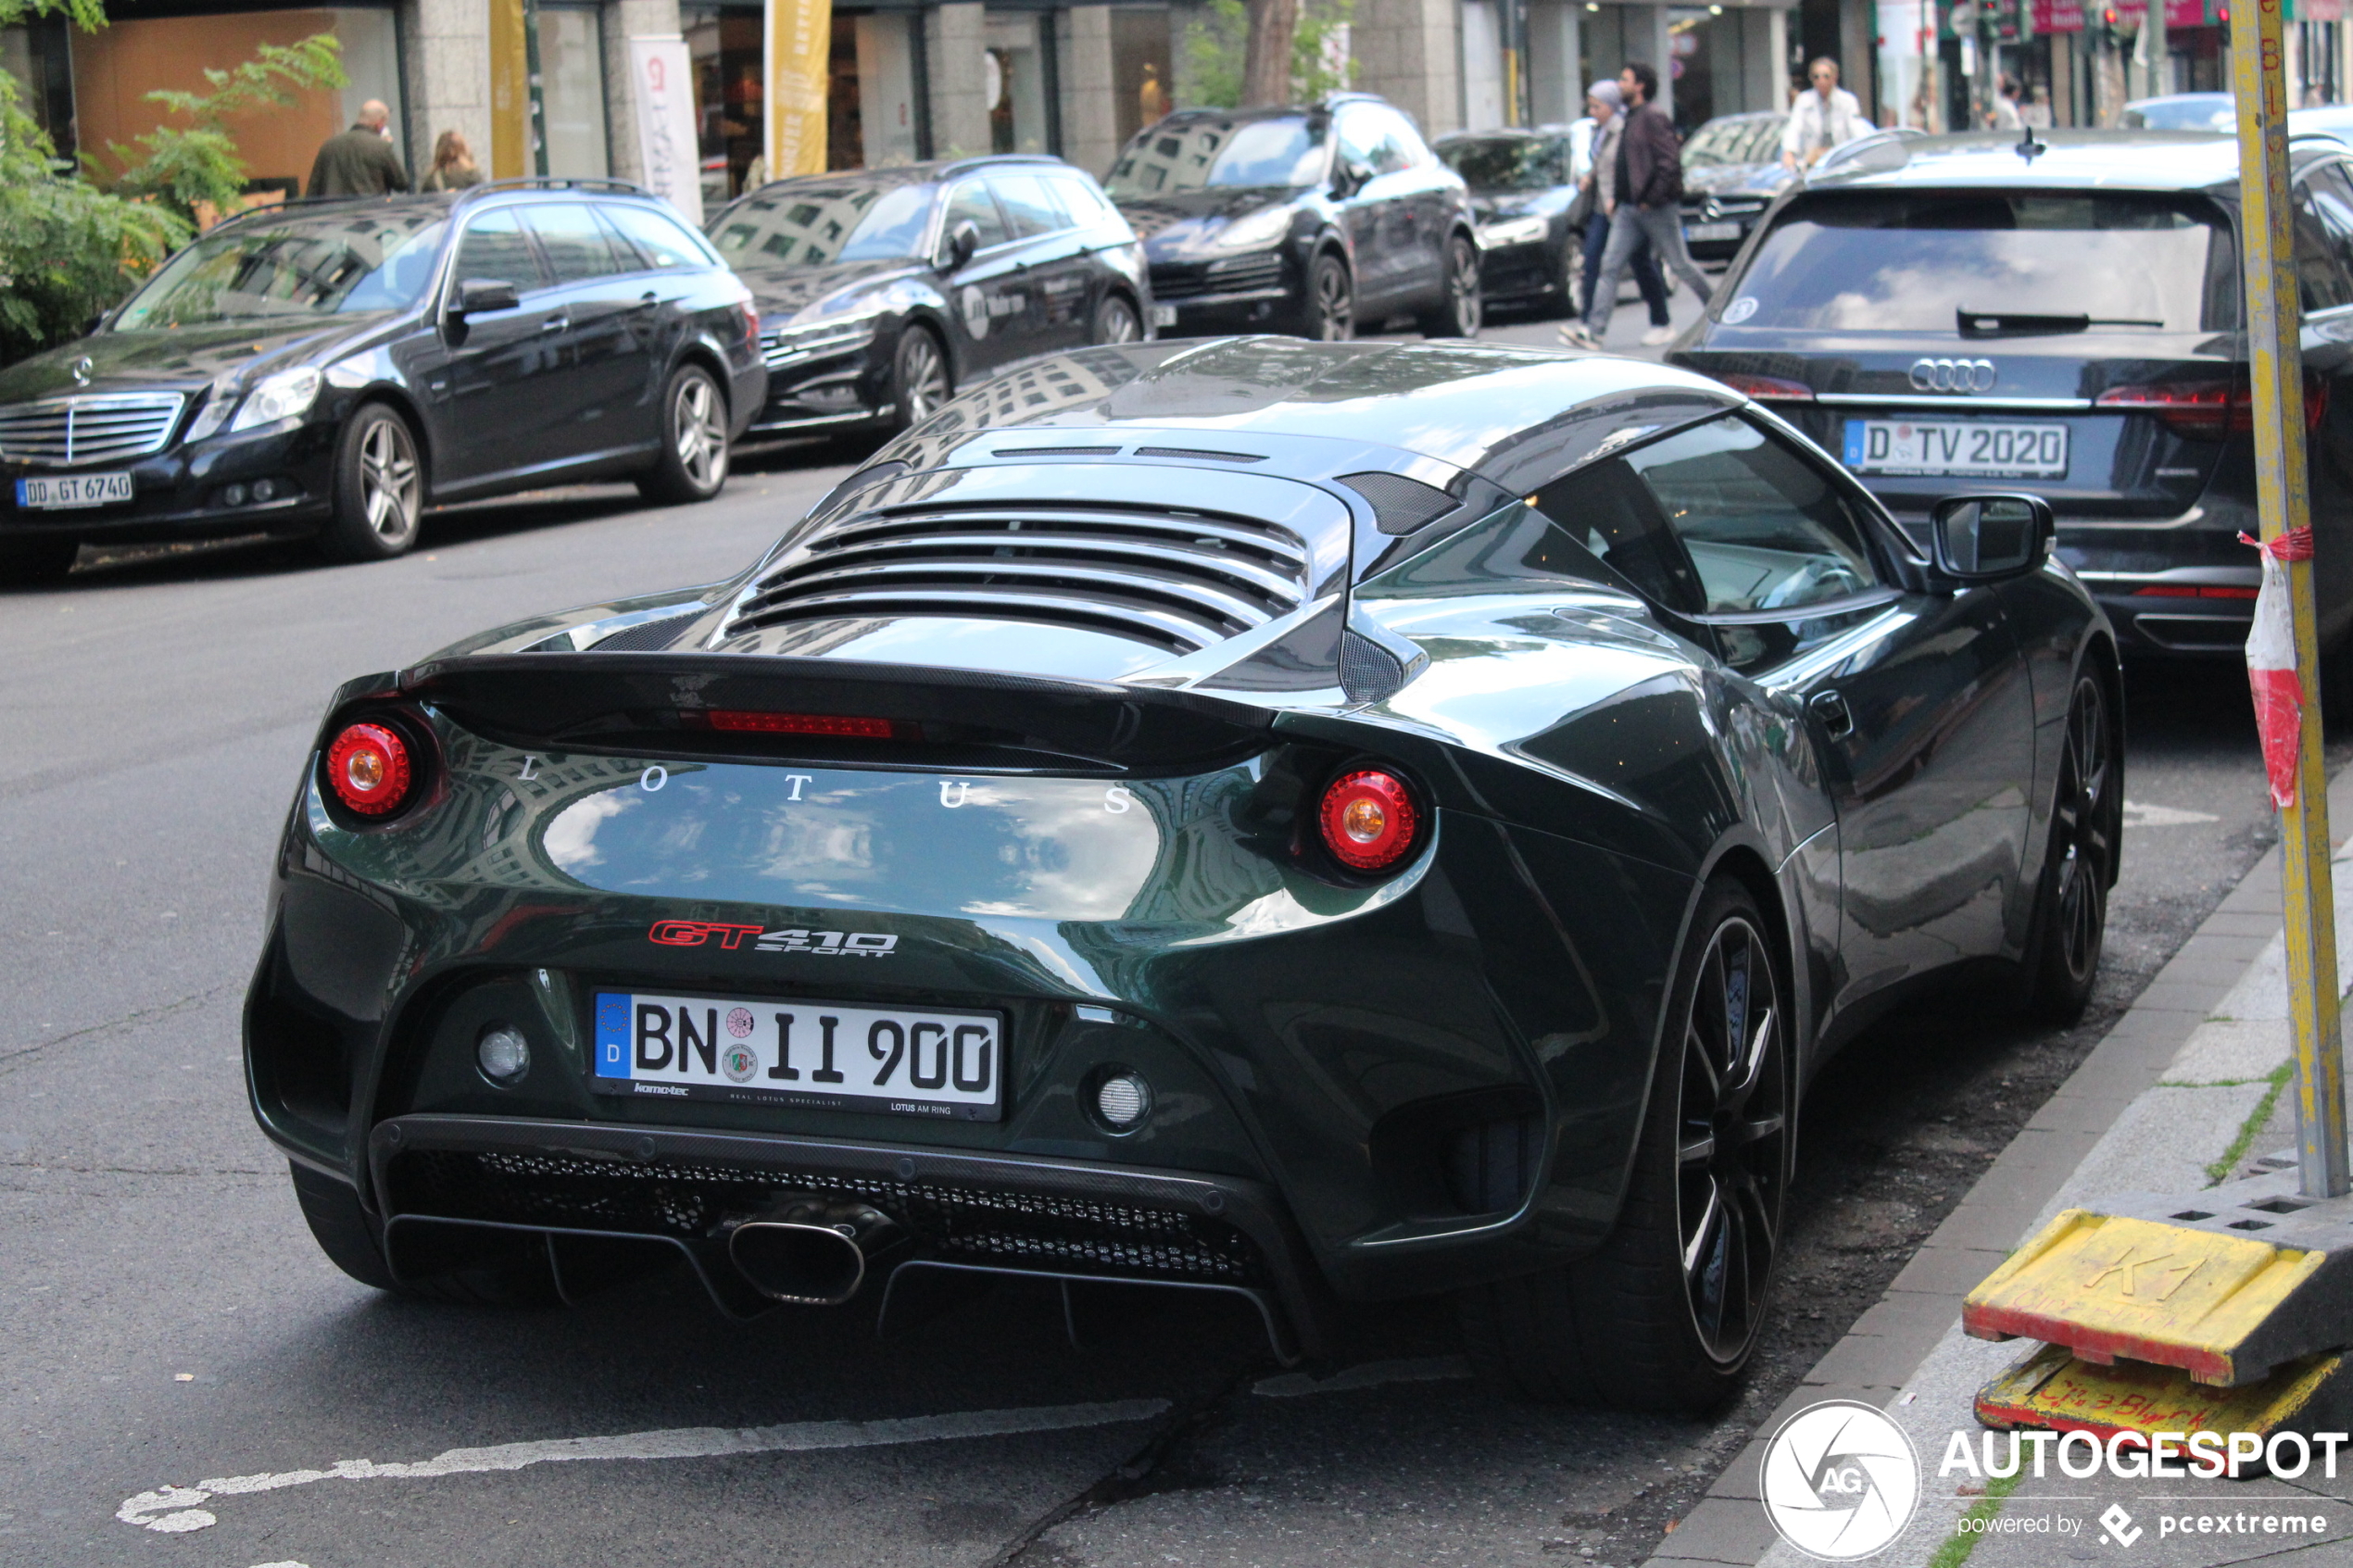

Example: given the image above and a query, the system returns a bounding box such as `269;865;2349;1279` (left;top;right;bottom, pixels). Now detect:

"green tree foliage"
0;0;185;362
1183;0;1354;111
105;33;347;229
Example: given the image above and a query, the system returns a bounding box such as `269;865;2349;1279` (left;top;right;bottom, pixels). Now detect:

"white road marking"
2122;800;2221;828
1252;1354;1472;1398
116;1398;1169;1534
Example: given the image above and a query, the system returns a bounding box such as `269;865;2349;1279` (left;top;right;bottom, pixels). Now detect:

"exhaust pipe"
726;1196;906;1305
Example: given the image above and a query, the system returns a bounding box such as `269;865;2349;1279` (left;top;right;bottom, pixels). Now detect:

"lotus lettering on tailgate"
647;919;897;957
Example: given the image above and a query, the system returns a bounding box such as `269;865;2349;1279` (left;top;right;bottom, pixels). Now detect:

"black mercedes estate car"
0;179;763;582
250;336;2115;1412
1106;94;1480;341
1671;130;2353;659
705;156;1150;440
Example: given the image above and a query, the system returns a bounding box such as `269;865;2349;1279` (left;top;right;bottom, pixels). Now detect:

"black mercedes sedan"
705;157;1150;440
1670;130;2353;661
1435;125;1584;317
1106;94;1480;341
1678;111;1793;263
247;336;2115;1413
0;180;764;582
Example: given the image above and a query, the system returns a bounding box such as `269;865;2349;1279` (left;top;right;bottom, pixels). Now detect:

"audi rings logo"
1910;357;1996;393
1758;1400;1919;1560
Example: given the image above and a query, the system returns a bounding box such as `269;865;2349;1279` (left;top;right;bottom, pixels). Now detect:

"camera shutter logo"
1757;1399;1919;1560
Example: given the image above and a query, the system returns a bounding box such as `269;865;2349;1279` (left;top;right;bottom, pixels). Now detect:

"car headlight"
1214;207;1293;251
228;368;321;433
182;377;241;445
769;309;884;362
1478;216;1550;248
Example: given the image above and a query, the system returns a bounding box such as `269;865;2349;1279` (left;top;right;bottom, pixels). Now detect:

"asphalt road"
0;311;2298;1568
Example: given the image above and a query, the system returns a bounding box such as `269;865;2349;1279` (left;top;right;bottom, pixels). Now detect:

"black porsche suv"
1670;130;2353;659
1105;94;1482;342
0;179;764;582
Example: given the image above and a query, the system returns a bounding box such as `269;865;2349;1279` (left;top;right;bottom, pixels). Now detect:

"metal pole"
523;0;549;177
2232;0;2350;1200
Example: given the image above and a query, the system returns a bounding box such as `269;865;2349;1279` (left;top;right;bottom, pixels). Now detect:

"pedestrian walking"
1988;74;2024;132
1780;58;1868;171
1560;61;1710;351
421;130;484;192
1563;79;1669;339
307;100;410;197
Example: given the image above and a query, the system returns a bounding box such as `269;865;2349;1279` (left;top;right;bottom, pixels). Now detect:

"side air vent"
1339;630;1405;705
588;609;707;652
726;499;1313;654
1134;446;1266;464
1338;471;1459;535
992;445;1123;458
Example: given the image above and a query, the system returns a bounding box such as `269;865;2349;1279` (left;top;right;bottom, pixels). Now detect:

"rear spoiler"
360;652;1279;776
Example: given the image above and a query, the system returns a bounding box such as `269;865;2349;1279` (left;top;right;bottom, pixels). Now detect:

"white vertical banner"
628;36;704;226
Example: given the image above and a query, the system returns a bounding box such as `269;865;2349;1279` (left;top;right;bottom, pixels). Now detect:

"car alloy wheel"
320;403;424;562
1309;255;1353;341
673;374;727;492
1445;237;1482;337
2030;672;2114;1020
359;417;420;542
894;328;950;429
1093;295;1141;345
1674;910;1787;1366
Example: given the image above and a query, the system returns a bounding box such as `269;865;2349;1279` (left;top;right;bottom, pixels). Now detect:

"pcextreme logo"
1759;1400;1920;1560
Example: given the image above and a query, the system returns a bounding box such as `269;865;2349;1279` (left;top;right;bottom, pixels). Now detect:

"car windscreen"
1105;116;1328;195
711;181;937;266
112;211;449;329
1438;137;1566;190
1725;191;2237;333
1686;119;1769;168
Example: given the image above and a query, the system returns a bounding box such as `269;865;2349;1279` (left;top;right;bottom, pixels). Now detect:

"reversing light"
325;721;414;816
1713;371;1814;402
1317;769;1422;872
704;709;910;738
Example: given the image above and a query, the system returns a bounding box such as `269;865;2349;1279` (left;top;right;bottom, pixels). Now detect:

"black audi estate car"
0;180;764;583
705;157;1150;440
1670;130;2353;659
1436;125;1584;317
1106;94;1481;341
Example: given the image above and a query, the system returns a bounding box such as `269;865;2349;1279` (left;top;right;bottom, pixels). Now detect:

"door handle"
633;291;658;310
1808;689;1856;740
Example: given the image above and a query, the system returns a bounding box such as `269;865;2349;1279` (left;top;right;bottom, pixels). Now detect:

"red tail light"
1713;371;1815;403
740;299;760;341
2095;372;2327;439
1318;769;1422;872
2133;583;2259;599
325;722;414;816
705;709;910;738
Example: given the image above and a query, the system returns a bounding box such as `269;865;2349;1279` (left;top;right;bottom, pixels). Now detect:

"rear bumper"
2057;525;2264;657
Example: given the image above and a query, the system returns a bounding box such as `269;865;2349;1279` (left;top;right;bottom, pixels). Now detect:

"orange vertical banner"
490;0;528;178
764;0;829;180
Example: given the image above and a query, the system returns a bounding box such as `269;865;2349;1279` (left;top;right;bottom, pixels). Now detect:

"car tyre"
2025;670;2118;1023
1299;252;1353;341
1091;293;1142;345
0;535;81;584
318;403;422;562
636;361;730;505
289;1163;560;1306
1418;232;1483;339
887;325;951;433
1461;876;1791;1411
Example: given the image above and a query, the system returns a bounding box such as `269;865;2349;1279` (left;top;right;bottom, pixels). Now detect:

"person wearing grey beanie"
1564;77;1668;336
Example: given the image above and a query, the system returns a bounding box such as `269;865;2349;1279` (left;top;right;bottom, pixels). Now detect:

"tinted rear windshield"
1727;192;2237;332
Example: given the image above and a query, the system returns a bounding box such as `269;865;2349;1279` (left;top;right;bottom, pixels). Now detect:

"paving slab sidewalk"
1651;766;2353;1568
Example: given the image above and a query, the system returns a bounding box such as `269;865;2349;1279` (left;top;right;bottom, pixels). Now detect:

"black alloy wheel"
2028;672;2116;1022
1304;253;1353;341
888;326;950;432
0;535;81;584
1091;294;1142;345
1420;233;1483;338
1460;876;1790;1411
319;403;422;562
637;362;730;504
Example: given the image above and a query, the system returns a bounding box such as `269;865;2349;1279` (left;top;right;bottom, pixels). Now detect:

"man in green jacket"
308;101;411;197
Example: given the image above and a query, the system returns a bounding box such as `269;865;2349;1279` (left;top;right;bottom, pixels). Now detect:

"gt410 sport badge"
1759;1399;1919;1560
648;920;897;957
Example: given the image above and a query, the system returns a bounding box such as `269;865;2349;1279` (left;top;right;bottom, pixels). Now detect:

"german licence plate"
592;989;1002;1120
16;471;132;509
1149;303;1178;328
1843;420;2069;478
1685;221;1743;242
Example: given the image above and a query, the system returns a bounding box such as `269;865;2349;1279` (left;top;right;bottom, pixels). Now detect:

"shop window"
985;12;1050;156
1110;8;1174;145
539;6;610;178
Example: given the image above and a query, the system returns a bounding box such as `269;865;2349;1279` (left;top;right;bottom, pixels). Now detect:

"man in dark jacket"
1561;62;1712;349
308;101;411;198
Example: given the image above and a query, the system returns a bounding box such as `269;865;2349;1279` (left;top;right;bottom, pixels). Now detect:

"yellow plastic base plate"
1962;1210;2323;1386
1977;1341;2347;1448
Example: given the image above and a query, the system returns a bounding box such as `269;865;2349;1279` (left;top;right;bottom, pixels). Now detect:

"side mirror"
938;220;980;272
1333;158;1374;197
1930;493;2054;583
451;278;521;316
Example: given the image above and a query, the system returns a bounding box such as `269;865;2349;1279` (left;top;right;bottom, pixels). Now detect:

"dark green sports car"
247;336;2118;1411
